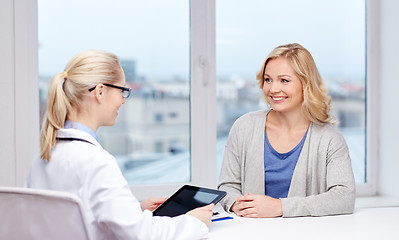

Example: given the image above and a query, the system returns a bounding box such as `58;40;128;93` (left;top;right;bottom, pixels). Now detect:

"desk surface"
207;207;399;240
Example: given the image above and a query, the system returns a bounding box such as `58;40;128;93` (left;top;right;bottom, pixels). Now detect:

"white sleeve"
85;154;208;240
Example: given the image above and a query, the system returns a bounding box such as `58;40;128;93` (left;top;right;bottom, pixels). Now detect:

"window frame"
357;0;379;196
4;0;377;198
129;0;217;200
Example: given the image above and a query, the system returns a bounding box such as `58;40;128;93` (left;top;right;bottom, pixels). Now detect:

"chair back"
0;187;91;240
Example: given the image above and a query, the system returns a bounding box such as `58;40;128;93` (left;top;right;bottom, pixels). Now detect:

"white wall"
0;0;39;187
378;0;399;196
0;0;16;186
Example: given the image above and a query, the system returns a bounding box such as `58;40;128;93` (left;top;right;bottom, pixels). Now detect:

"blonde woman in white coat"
26;50;213;240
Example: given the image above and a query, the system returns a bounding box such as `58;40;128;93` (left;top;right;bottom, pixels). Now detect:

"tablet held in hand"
153;185;226;217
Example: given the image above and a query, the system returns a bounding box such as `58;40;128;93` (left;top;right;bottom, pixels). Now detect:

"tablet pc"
152;185;226;217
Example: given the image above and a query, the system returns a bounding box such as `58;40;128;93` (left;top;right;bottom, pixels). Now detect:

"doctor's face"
102;67;126;126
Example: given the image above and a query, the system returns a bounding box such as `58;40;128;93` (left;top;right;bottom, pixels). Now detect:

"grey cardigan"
218;110;355;217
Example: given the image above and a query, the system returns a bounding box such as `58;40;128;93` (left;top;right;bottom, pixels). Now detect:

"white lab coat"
26;128;208;240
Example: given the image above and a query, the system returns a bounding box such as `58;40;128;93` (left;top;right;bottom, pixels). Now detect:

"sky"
38;0;366;82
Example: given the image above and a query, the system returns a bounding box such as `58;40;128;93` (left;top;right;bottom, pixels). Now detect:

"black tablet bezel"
152;185;226;217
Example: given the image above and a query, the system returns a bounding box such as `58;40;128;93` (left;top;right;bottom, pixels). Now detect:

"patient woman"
218;43;355;218
26;50;213;239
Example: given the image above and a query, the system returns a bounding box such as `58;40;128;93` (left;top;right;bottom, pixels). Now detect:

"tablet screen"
152;185;226;217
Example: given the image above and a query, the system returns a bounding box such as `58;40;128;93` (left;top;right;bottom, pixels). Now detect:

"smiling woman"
215;0;366;188
218;43;356;218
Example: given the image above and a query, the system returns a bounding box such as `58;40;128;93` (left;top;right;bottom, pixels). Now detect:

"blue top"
264;127;308;198
64;120;99;142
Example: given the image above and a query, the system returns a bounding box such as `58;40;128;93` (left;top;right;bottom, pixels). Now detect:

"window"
216;0;367;185
35;0;374;198
38;0;192;190
0;0;387;198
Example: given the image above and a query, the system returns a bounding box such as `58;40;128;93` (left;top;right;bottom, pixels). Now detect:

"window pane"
216;0;366;183
38;0;190;185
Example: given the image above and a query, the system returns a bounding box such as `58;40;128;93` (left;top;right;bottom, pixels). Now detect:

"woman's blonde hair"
256;43;333;124
40;50;122;161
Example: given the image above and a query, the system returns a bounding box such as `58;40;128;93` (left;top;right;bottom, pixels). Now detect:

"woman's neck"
267;109;310;131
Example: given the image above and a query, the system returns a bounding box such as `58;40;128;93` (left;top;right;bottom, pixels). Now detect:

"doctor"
26;50;214;240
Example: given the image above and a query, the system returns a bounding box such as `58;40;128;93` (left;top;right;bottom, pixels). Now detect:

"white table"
207;207;399;240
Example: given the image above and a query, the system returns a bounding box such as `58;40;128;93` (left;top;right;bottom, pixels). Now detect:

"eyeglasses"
89;83;131;98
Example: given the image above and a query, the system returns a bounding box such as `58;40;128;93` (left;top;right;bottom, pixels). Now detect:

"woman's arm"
281;131;356;217
218;118;246;212
218;111;268;213
218;146;244;212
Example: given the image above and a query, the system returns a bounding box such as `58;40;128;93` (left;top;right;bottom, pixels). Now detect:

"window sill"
355;195;399;209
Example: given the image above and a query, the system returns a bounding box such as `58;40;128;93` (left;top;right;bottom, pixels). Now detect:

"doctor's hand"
186;203;214;227
140;197;168;212
231;193;282;218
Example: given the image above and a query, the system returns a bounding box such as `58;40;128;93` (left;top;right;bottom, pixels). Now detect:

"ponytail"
40;73;72;161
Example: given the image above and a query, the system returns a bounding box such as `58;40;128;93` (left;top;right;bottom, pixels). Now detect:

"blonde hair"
40;50;122;161
256;43;333;124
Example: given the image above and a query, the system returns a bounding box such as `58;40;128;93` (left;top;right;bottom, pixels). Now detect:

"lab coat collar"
57;128;102;148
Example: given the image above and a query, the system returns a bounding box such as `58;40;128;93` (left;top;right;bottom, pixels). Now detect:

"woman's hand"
186;203;215;226
140;197;168;212
231;193;282;218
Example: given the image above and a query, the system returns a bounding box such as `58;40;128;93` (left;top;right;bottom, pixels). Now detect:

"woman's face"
101;68;126;126
262;57;303;114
